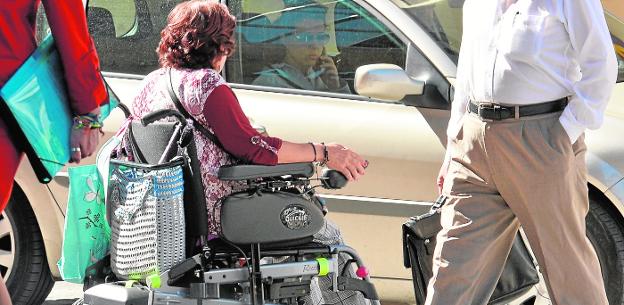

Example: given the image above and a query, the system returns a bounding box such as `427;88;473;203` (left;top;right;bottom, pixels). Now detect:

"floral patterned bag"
57;164;111;284
58;113;131;284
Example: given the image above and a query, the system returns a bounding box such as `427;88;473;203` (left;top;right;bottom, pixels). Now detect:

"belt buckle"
477;103;503;121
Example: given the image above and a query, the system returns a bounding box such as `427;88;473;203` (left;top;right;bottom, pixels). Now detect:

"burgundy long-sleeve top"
0;0;107;114
132;68;283;165
132;68;283;236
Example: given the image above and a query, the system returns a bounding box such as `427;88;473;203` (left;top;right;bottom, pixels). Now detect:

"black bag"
402;196;540;305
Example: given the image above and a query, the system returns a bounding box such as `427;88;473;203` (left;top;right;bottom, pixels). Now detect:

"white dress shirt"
447;0;618;145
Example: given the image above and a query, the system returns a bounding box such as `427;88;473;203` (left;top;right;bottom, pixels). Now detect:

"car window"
607;16;624;83
87;0;184;75
226;0;408;95
602;0;624;83
399;0;624;82
391;0;462;64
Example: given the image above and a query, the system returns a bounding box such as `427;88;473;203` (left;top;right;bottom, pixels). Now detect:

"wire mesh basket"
108;163;186;280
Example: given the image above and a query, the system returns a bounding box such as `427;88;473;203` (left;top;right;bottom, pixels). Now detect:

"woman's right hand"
324;143;367;181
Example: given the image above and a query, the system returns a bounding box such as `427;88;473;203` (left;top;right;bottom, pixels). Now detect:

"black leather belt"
468;98;568;121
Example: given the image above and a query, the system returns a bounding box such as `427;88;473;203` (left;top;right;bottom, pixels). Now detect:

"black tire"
586;196;624;305
1;187;54;305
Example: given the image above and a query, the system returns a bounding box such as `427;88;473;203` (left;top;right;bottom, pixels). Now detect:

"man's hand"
437;155;451;195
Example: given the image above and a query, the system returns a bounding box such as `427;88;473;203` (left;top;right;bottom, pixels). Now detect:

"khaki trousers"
425;111;608;305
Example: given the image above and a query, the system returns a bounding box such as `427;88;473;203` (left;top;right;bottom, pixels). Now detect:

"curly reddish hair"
157;1;236;69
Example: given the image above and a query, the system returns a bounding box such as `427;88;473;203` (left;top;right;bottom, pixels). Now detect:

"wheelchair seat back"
129;121;178;164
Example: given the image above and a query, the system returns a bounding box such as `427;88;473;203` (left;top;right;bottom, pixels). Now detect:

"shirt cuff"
248;135;283;165
446;105;467;140
558;108;586;144
265;136;283;153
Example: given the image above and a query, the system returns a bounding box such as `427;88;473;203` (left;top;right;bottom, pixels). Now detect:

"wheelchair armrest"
218;163;315;180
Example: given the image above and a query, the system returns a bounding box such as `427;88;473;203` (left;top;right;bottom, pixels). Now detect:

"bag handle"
402;195;447;268
96;116;132;208
430;195;447;212
166;68;226;151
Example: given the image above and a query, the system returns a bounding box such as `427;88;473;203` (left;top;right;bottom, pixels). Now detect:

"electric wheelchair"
82;106;380;305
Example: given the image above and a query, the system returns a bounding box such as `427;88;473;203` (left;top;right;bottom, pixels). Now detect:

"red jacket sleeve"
203;85;283;165
42;0;107;114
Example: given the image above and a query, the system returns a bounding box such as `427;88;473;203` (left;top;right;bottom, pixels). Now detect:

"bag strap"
96;117;132;205
166;68;226;150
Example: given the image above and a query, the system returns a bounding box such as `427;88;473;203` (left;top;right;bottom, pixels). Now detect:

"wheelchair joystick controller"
321;169;348;189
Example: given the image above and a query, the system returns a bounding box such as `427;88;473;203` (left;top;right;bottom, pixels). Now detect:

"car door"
224;0;451;290
82;0;624;303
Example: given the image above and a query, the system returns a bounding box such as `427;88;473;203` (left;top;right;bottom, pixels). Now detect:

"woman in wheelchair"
122;1;372;305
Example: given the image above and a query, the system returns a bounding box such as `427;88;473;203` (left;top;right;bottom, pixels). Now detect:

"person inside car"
130;2;368;304
252;1;351;94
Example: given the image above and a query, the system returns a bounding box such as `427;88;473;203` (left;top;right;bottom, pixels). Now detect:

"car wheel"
586;196;624;305
1;188;54;305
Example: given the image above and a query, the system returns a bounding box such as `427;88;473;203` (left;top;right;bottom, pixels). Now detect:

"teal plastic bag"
0;34;119;183
57;164;111;284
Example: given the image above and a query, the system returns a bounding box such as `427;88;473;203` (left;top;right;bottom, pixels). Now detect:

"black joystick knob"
321;169;348;189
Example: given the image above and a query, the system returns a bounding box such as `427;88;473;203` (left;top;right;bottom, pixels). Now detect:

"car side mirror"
354;64;425;102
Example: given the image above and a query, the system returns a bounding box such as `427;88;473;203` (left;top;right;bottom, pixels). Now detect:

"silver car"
4;1;624;304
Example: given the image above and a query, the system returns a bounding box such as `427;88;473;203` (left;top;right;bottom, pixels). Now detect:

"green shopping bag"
57;164;111;284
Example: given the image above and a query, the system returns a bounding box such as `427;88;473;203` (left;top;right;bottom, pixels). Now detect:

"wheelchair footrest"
337;276;379;301
168;255;202;285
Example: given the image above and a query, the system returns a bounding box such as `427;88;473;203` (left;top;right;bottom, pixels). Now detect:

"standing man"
431;0;617;304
